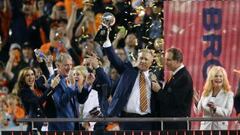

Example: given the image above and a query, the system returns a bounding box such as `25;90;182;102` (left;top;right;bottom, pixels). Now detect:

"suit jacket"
92;67;112;116
234;81;240;114
195;90;234;130
157;67;193;129
48;75;90;131
104;46;158;117
19;76;55;130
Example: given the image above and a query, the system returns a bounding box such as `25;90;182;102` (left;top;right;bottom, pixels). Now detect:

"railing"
16;117;240;131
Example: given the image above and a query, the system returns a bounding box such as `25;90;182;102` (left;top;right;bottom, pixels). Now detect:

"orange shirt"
65;0;83;17
40;42;67;60
14;106;26;119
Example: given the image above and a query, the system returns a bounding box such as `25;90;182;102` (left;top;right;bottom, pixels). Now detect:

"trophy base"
94;26;108;45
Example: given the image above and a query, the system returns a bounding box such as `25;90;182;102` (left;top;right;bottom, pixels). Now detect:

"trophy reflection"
94;12;115;45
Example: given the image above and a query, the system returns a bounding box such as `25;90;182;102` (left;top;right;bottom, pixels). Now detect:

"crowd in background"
0;0;164;130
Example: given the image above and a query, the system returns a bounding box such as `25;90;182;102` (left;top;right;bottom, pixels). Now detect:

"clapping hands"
51;74;60;88
66;70;75;87
85;72;95;86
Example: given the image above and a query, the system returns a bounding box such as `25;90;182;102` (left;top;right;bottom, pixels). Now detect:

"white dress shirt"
79;89;99;131
124;71;151;115
173;64;184;76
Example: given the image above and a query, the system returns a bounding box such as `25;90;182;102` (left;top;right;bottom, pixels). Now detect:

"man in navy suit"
157;48;193;130
103;33;161;130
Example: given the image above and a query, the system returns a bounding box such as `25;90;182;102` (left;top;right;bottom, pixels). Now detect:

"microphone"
149;72;157;82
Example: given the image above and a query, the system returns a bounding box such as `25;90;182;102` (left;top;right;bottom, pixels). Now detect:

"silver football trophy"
94;12;115;45
102;12;116;27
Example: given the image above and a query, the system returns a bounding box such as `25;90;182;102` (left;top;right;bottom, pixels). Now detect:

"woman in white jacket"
194;66;234;130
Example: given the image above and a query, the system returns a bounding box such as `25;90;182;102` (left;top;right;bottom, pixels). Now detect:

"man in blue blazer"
48;53;94;131
103;34;161;130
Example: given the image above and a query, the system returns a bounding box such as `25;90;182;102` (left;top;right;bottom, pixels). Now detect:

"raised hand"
85;73;95;86
51;74;60;88
88;52;100;69
8;50;15;62
45;55;53;67
233;69;240;78
34;49;46;62
66;70;75;87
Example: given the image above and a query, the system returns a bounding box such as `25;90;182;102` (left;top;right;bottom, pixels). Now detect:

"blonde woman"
72;66;88;90
194;66;234;130
72;65;98;130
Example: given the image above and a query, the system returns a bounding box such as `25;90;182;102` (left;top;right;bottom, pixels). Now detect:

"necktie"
139;72;148;112
167;73;173;83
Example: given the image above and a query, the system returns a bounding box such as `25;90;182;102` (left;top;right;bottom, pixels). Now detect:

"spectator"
79;53;111;131
50;1;67;21
14;67;60;131
0;0;11;46
5;43;28;92
48;53;94;131
233;69;240;117
22;41;34;66
0;94;13;129
8;0;40;48
75;0;96;38
0;61;9;94
5;94;25;126
194;66;233;130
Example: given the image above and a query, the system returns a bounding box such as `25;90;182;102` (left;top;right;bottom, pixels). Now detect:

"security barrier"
1;130;240;135
1;117;239;134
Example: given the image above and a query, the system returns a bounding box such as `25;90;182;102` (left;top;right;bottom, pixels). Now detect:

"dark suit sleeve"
33;54;50;79
68;48;81;66
151;89;160;117
58;86;90;106
39;61;50;79
234;86;240;114
93;67;112;116
76;87;91;104
92;67;112;91
104;46;127;74
19;87;54;107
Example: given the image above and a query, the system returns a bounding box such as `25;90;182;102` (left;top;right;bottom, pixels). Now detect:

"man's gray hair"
56;53;72;64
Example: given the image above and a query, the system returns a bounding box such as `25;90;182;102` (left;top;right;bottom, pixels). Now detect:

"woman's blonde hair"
73;65;88;77
202;66;231;96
